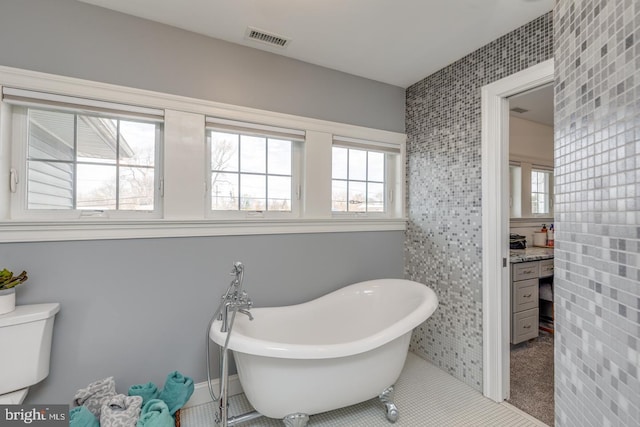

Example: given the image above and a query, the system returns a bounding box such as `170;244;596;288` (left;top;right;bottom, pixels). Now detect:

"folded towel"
129;382;160;406
136;399;174;427
158;371;194;415
73;376;117;417
69;405;100;427
100;394;143;427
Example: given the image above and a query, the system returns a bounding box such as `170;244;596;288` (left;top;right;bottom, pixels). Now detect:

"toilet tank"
0;303;60;395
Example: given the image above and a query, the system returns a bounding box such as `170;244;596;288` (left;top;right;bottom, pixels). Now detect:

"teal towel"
158;371;194;415
129;382;160;405
137;399;174;427
69;406;100;427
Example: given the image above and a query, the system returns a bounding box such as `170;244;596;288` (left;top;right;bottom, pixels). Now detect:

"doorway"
505;83;555;426
480;59;554;403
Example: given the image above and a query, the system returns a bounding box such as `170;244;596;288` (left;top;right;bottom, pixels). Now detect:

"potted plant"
0;269;28;315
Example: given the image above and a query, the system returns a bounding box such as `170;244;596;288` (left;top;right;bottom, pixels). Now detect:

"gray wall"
0;0;405;133
2;232;404;403
0;0;406;404
405;13;553;391
554;1;640;426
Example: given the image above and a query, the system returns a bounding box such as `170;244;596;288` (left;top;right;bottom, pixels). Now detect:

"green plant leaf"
0;270;28;290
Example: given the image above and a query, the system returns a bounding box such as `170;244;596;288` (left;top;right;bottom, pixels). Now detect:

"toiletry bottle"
541;224;548;246
548;224;554;247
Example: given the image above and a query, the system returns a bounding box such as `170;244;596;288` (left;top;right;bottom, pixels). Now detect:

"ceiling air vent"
510;107;529;114
245;27;291;48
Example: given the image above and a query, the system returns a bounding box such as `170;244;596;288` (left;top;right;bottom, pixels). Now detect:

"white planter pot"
0;288;16;315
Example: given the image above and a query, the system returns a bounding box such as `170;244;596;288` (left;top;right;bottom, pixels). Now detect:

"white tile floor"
181;352;548;426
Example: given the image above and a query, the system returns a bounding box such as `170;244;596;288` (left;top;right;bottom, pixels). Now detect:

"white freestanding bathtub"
209;278;438;426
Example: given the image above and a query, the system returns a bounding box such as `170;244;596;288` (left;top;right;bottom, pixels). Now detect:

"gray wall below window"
0;0;405;133
1;231;404;403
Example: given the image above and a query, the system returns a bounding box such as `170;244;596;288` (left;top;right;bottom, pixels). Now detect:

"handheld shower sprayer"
207;261;258;426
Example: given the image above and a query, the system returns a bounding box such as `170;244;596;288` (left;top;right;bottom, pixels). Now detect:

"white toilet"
0;303;60;404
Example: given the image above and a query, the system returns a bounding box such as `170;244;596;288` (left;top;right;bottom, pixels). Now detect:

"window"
509;164;522;218
509;161;553;218
0;66;406;242
205;118;303;216
531;169;551;215
26;108;159;211
4;87;163;218
331;136;400;215
332;147;385;212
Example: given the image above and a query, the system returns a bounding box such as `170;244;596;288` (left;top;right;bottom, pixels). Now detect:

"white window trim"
0;65;406;243
0;218;406;243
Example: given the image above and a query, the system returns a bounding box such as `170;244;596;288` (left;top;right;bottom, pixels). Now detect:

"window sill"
510;216;554;223
0;218;407;243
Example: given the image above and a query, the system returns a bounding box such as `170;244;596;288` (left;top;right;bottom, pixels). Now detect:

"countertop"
510;247;554;263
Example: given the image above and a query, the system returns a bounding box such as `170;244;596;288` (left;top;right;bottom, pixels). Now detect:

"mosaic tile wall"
405;13;553;390
554;1;640;426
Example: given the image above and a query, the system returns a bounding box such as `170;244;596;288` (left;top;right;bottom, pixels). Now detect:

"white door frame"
481;59;554;402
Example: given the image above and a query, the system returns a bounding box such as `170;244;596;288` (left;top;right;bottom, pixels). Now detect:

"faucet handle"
240;291;252;306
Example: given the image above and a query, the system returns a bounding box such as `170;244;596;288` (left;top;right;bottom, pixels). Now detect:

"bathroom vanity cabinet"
510;258;554;344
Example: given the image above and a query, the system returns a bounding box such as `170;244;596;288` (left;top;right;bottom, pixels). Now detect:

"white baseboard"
183;375;244;409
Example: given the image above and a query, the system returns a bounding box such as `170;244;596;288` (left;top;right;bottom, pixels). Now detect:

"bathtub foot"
282;413;309;427
379;385;399;423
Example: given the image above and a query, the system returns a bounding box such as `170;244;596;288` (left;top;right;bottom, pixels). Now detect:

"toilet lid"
0;303;60;328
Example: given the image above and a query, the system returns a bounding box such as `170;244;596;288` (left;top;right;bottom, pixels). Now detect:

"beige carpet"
508;332;555;426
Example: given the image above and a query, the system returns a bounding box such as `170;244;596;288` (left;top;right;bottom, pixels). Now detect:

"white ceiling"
76;0;553;88
509;84;554;127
